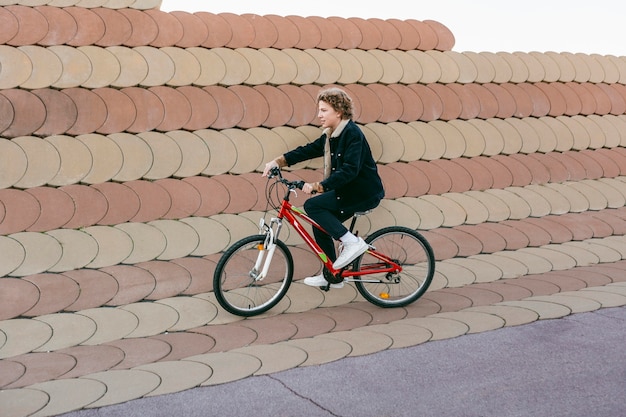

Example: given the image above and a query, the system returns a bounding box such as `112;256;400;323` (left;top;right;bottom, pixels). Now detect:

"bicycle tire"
354;226;435;308
213;235;293;317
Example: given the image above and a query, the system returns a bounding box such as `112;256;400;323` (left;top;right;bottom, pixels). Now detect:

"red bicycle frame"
275;192;402;279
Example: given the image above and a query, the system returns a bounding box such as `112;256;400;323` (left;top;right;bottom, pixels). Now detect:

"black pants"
303;190;358;262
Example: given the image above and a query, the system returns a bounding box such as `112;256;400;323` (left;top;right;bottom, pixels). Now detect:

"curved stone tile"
469;252;527;279
0;318;52;359
203;85;244;129
400;315;468;340
410;84;443;121
10;232;62;276
62;269;118;311
0;277;39;320
58;184;106;229
170;11;209;47
21;272;79;316
82;225;133;268
28;378;106;417
230;342;308;375
5;5;48;46
0;90;44;138
92;182;140;225
210;47;250;85
34;312;96;352
30;89;76;136
74;133;123;183
463;304;538;327
347;48;383;84
188;351;260;385
149;219;200;260
92;87;136;134
92;7;132;47
145;9;184;47
411;159;452;194
450;156;492;190
107;133;152;182
0;138;27;189
135;360;212;397
83;369;161;408
0;188;40;235
64;6;105;46
106;46;148;87
410;121;445;160
220;128;264;174
119;7;158;46
137;131;182;179
435;260;476;287
445;256;504;282
408;19;439;51
114;222;166;264
78;45;120;88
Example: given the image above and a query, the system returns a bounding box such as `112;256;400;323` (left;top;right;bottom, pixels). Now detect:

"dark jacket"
284;120;385;213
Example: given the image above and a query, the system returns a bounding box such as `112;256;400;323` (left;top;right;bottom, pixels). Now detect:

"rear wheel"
213;235;293;317
354;226;434;308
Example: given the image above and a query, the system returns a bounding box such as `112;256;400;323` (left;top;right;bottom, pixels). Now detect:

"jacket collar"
323;119;350;139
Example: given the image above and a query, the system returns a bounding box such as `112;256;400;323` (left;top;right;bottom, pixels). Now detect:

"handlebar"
268;167;305;190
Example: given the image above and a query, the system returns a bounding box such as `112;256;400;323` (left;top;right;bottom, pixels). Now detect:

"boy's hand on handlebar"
303;182;323;194
262;160;279;177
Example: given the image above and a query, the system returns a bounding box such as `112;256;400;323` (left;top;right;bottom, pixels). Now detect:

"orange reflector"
257;244;264;250
380;293;390;299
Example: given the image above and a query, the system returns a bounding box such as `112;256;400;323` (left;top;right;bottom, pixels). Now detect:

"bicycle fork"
251;217;282;281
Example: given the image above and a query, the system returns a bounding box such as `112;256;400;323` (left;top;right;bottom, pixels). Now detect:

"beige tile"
34;313;96;352
445;257;503;283
529;294;601;314
420;194;467;227
138;131;182;179
85;369;161;408
407;50;441;84
114;222;166;263
30;378;106;417
83;226;132;268
211;47;250;85
237;47;274;85
260;48;298;85
434;260;475;287
318;329;392;357
180;217;230;256
478;51;513;83
463;304;538;327
47;229;98;272
0;139;27;189
120;302;179;338
107;46;148;87
0;387;49;417
187;47;226;86
396;196;444;229
434;311;505;334
195;129;237;176
0;45;32;89
577;288;626;307
232;343;307;374
519;246;576;271
10;233;62;277
282;282;325;314
0;318;52;359
221;128;264;174
410;121;445;160
136;360;212;397
161;46;201;86
470;253;528;279
78;46;120;88
499;299;570;320
76;134;123;184
544;182;589;213
12;136;61;188
400;316;468;340
156;296;217;331
280;337;351;366
149;219;199;260
190;351;261;385
79;307;139;345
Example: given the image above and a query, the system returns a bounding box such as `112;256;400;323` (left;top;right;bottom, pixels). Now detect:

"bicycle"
213;167;435;317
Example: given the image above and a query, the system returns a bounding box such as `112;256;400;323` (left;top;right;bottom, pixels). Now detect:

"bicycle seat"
353;210;372;218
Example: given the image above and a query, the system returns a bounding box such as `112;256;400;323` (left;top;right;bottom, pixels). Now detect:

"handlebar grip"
295;180;305;190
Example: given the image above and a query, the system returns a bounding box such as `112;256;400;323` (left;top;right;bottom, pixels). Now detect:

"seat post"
349;210;372;233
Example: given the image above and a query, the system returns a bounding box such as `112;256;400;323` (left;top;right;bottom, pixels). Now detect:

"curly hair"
316;87;354;120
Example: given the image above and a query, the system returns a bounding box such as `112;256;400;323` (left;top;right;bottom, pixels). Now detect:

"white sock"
340;231;359;243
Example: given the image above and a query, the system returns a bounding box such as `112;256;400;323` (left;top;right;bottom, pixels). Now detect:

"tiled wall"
2;0;626;409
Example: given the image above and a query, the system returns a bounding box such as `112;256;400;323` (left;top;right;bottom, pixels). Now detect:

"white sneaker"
332;237;368;269
303;274;344;289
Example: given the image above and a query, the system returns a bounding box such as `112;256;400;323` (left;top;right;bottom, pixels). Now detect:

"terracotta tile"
421;289;472;313
532;272;587;292
312;306;372;332
100;265;155;306
144;9;183;47
521;216;574;244
105;338;171;369
0;359;24;388
170;11;209;47
92;182;140;225
252;85;293;128
195;12;231;48
556;267;614;287
406;19;438;50
0;278;39;320
430;228;482;257
552;82;583;116
21;273;78;316
565;82;597;115
149;332;214;361
0;188;40;234
472;281;533;301
408;84;443;121
473;156;513;188
63;269;118;311
122;87;165;133
65;6;105;46
58;344;124;379
410;160;452;194
586;209;626;235
5;352;75;388
507;275;560;296
92;87;136;134
190;324;255;353
133;260;191;300
480;222;530;250
5;5;48;46
0;7;18;44
517;83;551;117
203;85;244;129
0;89;45;137
119;8;158;46
171;256;216;296
582;83;612;115
263;14;299;49
92;7;132;46
447;83;480;119
388;84;424;122
152;178;200;219
455;224;507;253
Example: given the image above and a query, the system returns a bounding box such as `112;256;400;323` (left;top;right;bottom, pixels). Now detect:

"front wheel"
213;235;293;317
354;226;435;308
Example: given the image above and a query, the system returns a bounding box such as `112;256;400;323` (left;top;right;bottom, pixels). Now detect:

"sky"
159;1;626;56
